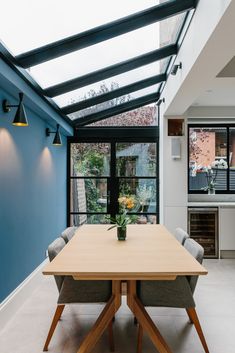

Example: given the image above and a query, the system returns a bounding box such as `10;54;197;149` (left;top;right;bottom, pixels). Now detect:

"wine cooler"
188;208;218;258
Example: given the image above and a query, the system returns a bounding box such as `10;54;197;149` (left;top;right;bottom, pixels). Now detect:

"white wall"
160;114;188;232
162;0;233;116
160;0;235;232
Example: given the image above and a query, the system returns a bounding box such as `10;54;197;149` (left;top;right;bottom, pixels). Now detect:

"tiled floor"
0;259;235;353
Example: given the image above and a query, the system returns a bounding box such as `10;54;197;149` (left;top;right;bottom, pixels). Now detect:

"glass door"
68;133;158;225
116;142;157;224
70;142;111;225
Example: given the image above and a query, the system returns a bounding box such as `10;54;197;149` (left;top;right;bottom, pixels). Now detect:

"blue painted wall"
0;85;68;302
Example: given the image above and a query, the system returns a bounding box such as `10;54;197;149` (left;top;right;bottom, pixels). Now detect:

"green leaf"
107;225;117;231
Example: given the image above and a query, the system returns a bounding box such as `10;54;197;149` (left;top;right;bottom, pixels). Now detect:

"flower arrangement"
211;159;228;169
107;196;137;240
192;159;228;193
191;158;228;177
201;166;217;193
118;196;135;211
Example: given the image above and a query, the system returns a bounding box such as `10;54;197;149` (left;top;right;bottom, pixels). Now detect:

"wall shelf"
168;119;184;136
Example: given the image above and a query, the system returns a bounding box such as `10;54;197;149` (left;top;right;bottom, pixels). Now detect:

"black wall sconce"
157;98;165;106
171;62;182;76
2;92;29;126
46;124;62;146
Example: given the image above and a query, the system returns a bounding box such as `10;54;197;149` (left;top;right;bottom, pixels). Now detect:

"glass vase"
208;188;215;195
117;226;126;241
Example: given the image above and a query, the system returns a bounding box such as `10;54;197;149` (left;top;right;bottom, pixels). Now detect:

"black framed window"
67;127;159;226
188;124;235;194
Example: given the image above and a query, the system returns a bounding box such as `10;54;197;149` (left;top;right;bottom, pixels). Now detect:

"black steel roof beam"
44;44;177;97
61;73;166;114
16;0;196;68
72;92;159;126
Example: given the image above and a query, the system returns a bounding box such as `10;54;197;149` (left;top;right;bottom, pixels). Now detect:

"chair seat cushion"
58;277;112;304
137;277;195;308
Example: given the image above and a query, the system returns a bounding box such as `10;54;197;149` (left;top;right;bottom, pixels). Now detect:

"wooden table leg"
186;308;210;353
127;280;173;353
76;280;121;353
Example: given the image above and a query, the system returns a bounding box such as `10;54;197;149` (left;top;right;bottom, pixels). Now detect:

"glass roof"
0;0;162;55
28;11;185;90
68;84;160;121
0;0;195;127
54;60;167;108
28;23;159;89
86;103;158;127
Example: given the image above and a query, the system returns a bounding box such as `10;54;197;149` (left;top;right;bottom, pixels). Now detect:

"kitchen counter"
188;202;235;207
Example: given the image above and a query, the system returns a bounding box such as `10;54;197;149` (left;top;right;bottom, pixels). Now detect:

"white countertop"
188;202;235;207
188;194;235;204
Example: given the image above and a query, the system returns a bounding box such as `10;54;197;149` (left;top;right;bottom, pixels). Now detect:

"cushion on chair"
48;237;66;292
184;238;204;294
136;238;204;311
184;238;204;264
174;227;189;245
48;236;112;304
137;276;195;308
61;226;77;243
57;277;112;304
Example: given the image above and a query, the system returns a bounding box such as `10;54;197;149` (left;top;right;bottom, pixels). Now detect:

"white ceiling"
162;0;235;116
192;77;235;106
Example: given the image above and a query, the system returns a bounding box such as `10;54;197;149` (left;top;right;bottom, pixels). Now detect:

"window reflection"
189;127;228;191
116;143;156;177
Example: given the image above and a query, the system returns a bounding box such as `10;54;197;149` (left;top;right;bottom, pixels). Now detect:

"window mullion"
227;126;230;192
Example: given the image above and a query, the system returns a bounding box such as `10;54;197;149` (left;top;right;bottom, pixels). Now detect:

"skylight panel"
0;0;158;55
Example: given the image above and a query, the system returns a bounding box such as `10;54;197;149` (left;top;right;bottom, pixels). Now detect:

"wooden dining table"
43;224;207;353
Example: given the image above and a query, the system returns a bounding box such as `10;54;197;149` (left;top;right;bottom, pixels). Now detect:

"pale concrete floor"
0;259;235;353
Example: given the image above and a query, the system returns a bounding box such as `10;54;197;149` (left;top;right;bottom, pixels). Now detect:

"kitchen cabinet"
219;206;235;250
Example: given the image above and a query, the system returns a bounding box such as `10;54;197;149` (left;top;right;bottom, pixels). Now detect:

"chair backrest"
61;226;77;243
48;237;66;291
184;238;204;264
184;238;204;293
174;227;189;245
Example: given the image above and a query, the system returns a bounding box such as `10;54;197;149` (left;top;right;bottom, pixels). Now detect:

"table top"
43;224;207;280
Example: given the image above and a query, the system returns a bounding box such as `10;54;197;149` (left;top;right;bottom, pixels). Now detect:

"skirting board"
220;250;235;259
0;258;48;331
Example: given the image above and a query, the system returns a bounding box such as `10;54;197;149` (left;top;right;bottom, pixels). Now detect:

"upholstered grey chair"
60;226;77;243
43;237;114;352
174;227;189;245
136;238;209;353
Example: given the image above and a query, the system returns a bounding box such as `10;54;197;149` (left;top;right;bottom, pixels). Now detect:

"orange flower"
118;196;135;210
126;200;134;209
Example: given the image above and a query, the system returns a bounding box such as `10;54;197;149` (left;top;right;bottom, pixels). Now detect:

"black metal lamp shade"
45;124;62;146
12;95;28;126
2;92;29;126
53;126;62;145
